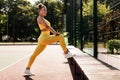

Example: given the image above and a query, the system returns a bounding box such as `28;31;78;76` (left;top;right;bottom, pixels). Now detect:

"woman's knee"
57;34;64;42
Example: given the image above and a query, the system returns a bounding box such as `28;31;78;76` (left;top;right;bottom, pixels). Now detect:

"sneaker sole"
23;74;35;77
65;55;73;59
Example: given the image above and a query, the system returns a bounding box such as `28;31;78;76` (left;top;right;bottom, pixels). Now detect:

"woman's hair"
37;3;45;10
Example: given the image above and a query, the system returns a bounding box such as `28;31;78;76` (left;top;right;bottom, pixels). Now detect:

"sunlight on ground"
0;45;36;71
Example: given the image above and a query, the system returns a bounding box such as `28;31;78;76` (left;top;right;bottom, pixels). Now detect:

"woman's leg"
44;34;68;53
26;44;46;69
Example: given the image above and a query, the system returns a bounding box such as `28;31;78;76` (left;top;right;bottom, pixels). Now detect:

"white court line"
0;53;32;72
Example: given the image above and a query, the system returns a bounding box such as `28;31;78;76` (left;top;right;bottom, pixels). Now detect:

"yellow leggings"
27;33;67;68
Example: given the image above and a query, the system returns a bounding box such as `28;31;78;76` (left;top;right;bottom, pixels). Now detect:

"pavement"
0;45;73;80
0;45;120;80
73;49;120;80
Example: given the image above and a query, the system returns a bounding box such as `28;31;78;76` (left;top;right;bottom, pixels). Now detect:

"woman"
24;3;74;76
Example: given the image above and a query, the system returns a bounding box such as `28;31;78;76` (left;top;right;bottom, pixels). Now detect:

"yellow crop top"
38;18;51;35
38;18;51;30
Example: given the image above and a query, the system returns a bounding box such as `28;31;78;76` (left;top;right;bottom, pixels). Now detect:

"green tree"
0;0;64;42
0;0;7;41
82;0;110;42
0;0;39;41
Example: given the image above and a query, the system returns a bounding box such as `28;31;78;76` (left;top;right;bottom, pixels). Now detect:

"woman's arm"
37;16;59;35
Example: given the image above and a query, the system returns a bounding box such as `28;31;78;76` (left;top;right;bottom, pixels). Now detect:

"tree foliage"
0;0;64;42
82;0;120;42
83;0;110;17
0;0;119;42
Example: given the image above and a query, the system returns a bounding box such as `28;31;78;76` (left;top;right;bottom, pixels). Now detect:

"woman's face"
39;6;47;17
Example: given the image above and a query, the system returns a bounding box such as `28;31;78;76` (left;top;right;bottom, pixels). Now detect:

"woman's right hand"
55;33;60;36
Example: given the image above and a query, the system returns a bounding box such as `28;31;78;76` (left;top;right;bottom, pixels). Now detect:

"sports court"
1;45;120;80
0;45;73;80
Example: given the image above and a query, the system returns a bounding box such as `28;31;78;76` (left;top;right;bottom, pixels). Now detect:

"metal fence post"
93;0;98;58
80;0;83;50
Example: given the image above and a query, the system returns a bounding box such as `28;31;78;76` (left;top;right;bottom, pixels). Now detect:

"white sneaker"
24;69;34;76
64;52;74;58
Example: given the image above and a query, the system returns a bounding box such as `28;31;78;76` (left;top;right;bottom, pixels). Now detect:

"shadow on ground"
23;75;33;80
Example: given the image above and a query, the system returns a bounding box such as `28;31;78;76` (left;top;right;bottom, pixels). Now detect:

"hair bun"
37;3;44;9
